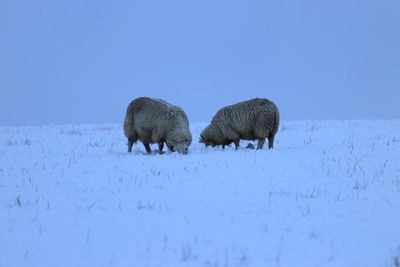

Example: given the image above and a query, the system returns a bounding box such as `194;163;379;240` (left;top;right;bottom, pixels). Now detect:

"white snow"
1;121;400;267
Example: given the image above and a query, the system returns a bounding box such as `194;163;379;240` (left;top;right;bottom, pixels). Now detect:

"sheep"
200;98;279;150
123;97;192;154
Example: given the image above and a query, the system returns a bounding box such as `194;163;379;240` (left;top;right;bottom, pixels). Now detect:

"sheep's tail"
123;102;135;139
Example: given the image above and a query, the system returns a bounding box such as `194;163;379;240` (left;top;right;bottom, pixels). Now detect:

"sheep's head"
199;125;222;147
199;133;215;147
166;128;192;154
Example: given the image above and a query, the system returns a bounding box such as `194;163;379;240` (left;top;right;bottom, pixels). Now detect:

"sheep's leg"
225;128;240;148
127;135;138;153
234;140;240;149
268;135;275;149
166;143;174;152
143;143;152;153
257;138;265;150
128;139;134;152
158;142;165;154
222;144;225;149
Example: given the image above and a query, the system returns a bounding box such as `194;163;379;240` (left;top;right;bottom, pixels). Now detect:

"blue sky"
0;0;399;126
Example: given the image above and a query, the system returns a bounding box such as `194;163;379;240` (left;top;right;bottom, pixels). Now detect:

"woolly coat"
200;98;279;150
124;97;192;153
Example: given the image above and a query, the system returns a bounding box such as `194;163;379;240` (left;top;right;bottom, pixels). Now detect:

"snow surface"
1;121;400;267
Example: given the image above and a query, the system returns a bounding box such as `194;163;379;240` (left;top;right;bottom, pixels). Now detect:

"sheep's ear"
199;134;205;143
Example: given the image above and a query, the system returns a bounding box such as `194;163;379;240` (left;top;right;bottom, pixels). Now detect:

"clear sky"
1;0;399;126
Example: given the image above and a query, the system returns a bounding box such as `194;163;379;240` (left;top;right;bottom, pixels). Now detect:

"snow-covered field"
1;120;400;267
